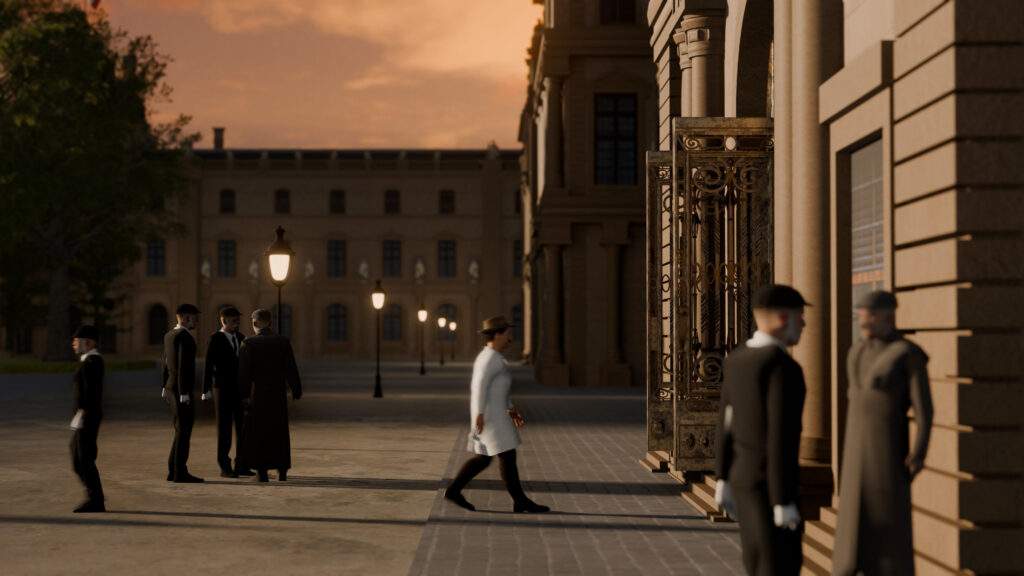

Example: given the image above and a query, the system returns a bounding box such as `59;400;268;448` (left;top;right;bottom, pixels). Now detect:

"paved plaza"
0;361;741;575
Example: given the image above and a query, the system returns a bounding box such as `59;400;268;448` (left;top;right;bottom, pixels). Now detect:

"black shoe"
443;490;476;512
235;468;255;477
173;473;204;483
513;499;550;514
73;500;105;513
220;469;239;478
166;472;174;482
256;471;269;482
277;470;287;482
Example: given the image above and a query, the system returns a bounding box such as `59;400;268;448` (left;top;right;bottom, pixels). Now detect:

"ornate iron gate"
645;117;774;473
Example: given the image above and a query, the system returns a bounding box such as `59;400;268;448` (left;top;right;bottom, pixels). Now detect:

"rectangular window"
439;189;455;214
600;0;636;24
326;239;346;278
382;304;403;341
146;240;166;277
217;239;236;278
274;189;291;214
219;189;235;214
384;189;401;214
850;139;884;342
513;239;523;278
382;239;402;277
326;304;348;342
438;240;457;278
595;93;638;185
330;189;346;214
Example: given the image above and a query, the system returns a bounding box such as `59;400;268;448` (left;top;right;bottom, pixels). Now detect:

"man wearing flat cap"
202;306;250;478
69;325;105;512
162;303;203;483
715;284;808;575
833;290;933;576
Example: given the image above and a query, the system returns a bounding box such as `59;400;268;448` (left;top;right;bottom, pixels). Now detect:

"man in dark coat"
163;303;203;483
715;284;808;576
833;290;933;576
70;325;105;512
202;306;250;478
238;308;302;482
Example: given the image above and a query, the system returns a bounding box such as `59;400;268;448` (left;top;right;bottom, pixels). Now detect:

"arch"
736;0;774;117
148;304;168;346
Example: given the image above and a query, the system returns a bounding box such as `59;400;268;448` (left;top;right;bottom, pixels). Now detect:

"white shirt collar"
746;330;787;350
79;349;101;362
175;323;194;338
220;327;236;339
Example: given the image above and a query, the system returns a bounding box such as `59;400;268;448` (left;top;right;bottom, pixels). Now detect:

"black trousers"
71;424;103;503
214;387;245;471
732;486;803;576
167;395;195;478
448;449;528;504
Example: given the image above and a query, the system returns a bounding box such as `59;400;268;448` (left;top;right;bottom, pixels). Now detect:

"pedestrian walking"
833;290;933;576
444;315;549;514
237;309;302;482
715;284;808;575
163;303;203;483
202;306;252;478
69;325;105;513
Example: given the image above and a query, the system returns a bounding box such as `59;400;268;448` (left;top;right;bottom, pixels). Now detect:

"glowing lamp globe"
371;280;386;310
449;321;457;332
266;226;294;286
417;309;428;323
437;316;447;328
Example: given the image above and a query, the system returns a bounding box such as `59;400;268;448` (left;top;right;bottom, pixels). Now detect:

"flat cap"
751;284;810;309
176;303;200;315
855;290;897;310
72;325;99;341
480;315;515;334
251;308;272;323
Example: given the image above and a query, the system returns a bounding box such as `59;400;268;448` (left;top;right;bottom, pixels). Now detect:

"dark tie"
229;333;237;356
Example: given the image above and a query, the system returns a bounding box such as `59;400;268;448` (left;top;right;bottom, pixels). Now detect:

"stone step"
679;490;730;523
690;478;721;511
638;451;670;473
801;533;833;574
800;553;831;576
805;520;835;550
819;506;838;529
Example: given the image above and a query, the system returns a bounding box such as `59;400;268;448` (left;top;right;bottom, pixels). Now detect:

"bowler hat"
480;315;515;334
176;303;200;315
72;325;99;341
855;290;897;311
751;284;810;310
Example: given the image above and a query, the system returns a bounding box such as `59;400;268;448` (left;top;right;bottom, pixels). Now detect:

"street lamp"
436;316;447;367
449;321;457;361
266;226;293;331
417;308;428;375
371;280;386;398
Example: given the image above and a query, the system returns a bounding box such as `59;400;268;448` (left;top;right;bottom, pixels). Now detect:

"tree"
0;0;195;359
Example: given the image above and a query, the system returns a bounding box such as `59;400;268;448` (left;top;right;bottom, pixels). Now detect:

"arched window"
382;303;403;341
326;303;348;342
437;303;457;342
148;304;168;346
273;304;293;339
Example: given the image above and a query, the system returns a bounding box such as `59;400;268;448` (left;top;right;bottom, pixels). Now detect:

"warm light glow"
417;309;428;322
269;254;291;283
449;321;457;332
371;279;386;310
437;316;447;328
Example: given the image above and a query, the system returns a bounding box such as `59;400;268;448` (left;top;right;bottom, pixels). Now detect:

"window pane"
146;240;166;277
217;240;236;278
327;303;347;341
850;139;884;342
438;240;457;278
383;240;402;277
327;239;346;278
383;304;403;341
594;93;637;185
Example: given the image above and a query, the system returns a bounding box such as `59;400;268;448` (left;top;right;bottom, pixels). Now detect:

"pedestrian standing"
715;284;808;576
202;306;252;478
833;290;933;576
237;309;302;482
70;325;105;513
163;303;203;483
443;316;549;514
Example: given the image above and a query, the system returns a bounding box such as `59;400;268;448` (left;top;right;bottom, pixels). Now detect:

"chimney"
213;127;225;150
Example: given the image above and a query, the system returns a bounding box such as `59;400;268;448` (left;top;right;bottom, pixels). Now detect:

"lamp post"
417;308;428;375
436;316;447;367
449;321;457;361
266;226;293;332
371;280;386;398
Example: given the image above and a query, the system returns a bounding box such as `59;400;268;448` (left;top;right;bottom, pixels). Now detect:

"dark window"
384;189;400;214
148;304;168;346
512;304;523;342
217;240;236;278
274;188;291;214
850;139;884;342
439;189;455;214
382;240;402;277
437;303;457;342
600;0;636;24
219;189;235;214
595;93;638;185
326;303;348;341
327;239;346;278
382;304;403;341
330;189;346;214
513;239;523;278
438;240;457;278
146;240;166;277
273;304;293;339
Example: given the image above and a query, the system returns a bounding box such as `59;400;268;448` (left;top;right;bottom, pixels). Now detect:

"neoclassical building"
113;133;524;361
640;0;1022;574
519;0;657;388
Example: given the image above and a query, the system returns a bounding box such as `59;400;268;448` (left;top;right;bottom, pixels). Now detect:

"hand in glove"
70;409;84;431
161;388;168;400
714;479;737;518
179;394;190;405
201;392;212;401
773;503;801;530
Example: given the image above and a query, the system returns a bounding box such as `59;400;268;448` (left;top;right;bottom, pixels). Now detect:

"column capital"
677;13;726;59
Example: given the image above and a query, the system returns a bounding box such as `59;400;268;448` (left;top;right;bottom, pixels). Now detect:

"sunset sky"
102;0;543;150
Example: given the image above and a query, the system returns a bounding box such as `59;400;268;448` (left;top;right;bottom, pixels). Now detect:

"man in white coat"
443;316;549;513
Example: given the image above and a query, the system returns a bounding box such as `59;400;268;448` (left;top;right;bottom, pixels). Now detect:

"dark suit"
71;353;104;504
716;342;806;576
203;330;246;472
163;327;197;479
238;329;302;472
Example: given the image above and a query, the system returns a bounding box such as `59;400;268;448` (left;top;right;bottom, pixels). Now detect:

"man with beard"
202;306;252;478
163;303;203;483
715;284;808;576
237;308;302;482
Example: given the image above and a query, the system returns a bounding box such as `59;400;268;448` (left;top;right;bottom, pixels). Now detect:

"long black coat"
73;353;104;429
238;329;302;470
163;328;197;396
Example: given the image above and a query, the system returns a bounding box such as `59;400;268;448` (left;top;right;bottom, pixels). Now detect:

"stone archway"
736;0;773;117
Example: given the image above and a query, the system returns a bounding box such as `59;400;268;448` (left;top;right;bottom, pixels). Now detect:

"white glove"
714;479;737;518
773;503;801;530
70;409;84;431
201;392;212;401
161;388;168;400
179;394;190;404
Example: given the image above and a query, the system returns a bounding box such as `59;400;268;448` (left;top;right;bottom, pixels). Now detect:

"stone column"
773;0;793;284
543;76;564;190
542;244;564;365
678;14;726;117
674;31;692;117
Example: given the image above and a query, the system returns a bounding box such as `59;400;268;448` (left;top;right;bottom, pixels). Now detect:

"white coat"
467;346;520;456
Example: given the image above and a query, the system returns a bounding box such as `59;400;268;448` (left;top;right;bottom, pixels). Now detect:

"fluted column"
674;31;693;117
543;76;564;190
542;244;564;365
678;14;726;117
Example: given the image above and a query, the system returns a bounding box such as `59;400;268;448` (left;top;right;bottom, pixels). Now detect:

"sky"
101;0;543;150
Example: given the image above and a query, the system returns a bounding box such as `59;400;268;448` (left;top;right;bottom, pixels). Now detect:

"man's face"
492;329;513;352
221;315;240;332
779;308;806;346
178;314;197;330
72;338;94;355
857;308;893;338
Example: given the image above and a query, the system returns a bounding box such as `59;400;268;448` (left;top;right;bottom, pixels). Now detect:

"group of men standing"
714;285;934;575
67;303;303;512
